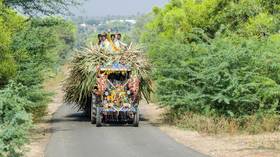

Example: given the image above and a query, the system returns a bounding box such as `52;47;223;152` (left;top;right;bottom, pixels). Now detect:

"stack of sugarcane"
63;43;152;110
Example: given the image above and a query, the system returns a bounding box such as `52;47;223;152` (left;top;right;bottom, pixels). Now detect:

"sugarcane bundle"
63;44;152;110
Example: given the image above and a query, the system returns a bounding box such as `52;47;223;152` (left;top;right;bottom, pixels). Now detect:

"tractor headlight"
105;91;109;96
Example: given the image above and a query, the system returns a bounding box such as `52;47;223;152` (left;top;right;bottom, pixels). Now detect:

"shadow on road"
48;111;149;126
48;112;90;124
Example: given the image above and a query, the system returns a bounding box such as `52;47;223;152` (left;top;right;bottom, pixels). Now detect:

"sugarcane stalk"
63;44;152;110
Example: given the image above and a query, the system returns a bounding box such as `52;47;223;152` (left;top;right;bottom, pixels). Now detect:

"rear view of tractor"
91;63;140;127
63;43;152;127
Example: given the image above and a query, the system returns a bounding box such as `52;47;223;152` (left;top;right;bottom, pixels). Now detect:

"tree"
12;17;77;86
0;0;25;87
142;0;280;43
139;0;280;117
3;0;80;16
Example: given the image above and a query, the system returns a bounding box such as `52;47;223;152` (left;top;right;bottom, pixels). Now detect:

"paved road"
45;104;208;157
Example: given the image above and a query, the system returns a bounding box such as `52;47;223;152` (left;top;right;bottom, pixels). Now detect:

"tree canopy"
142;0;280;42
0;0;77;156
3;0;79;16
138;0;280;118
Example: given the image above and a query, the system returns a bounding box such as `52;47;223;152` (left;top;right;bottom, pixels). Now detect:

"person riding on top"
114;32;128;50
98;32;128;53
100;32;110;49
111;34;116;41
97;34;102;46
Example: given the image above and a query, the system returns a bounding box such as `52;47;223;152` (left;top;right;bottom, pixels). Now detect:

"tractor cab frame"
91;62;140;127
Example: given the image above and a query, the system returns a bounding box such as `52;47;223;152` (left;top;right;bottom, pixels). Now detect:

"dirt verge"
142;103;280;157
25;71;65;157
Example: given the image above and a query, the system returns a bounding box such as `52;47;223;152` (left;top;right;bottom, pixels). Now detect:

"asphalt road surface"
45;104;208;157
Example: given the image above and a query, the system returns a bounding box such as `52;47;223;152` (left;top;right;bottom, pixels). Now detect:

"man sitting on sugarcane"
100;32;110;49
114;33;128;50
97;34;102;46
108;33;121;53
98;32;127;53
99;32;120;53
111;34;116;42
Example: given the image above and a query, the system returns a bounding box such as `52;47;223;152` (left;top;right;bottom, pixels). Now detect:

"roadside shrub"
0;82;33;157
0;1;77;156
150;35;280;118
139;0;280;133
15;84;50;121
0;81;51;156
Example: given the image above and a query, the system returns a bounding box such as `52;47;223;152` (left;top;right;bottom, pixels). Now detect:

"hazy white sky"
73;0;169;17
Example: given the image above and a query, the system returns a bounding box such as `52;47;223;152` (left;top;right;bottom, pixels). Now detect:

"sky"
72;0;169;17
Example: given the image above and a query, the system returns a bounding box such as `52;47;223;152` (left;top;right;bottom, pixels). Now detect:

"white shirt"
114;39;127;49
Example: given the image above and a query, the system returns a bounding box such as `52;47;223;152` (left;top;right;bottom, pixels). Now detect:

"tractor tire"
84;95;92;118
91;94;97;124
96;107;102;127
133;107;139;127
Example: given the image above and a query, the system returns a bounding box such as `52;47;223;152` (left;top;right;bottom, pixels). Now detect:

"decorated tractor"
63;43;151;127
90;62;140;127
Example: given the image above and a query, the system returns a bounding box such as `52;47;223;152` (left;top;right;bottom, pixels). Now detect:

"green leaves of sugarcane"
63;44;152;109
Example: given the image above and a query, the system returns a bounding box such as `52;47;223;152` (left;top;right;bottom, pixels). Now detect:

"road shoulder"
25;74;65;157
142;103;280;157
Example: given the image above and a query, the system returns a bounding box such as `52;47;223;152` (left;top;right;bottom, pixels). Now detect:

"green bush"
150;35;280;117
0;2;23;87
0;2;77;156
14;83;51;121
139;0;280;127
0;82;33;157
11;17;77;76
0;82;50;157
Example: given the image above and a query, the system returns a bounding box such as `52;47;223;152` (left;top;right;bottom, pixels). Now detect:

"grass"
163;111;280;135
43;65;68;92
31;65;68;123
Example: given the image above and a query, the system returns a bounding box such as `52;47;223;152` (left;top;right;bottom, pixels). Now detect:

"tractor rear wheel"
91;94;97;124
96;107;102;127
84;95;92;118
133;107;139;127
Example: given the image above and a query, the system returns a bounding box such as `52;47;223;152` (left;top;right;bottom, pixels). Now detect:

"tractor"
90;62;140;127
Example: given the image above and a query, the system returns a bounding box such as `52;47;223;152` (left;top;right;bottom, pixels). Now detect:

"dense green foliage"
13;17;77;86
0;0;77;156
143;0;280;42
0;83;33;157
139;0;280;119
0;0;24;86
150;36;280;117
